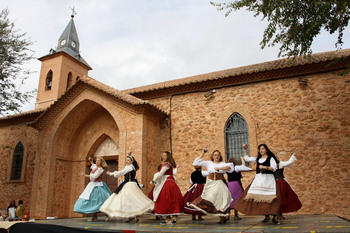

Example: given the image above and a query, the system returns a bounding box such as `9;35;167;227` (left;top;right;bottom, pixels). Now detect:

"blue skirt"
74;182;111;214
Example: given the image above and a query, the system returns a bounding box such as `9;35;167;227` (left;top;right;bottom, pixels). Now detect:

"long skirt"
100;182;154;218
228;181;244;209
147;186;154;200
74;182;111;214
234;181;281;215
189;179;232;217
154;178;184;216
278;178;302;213
183;183;205;215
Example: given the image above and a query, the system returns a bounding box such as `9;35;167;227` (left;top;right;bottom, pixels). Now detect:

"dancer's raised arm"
279;153;296;169
242;144;257;162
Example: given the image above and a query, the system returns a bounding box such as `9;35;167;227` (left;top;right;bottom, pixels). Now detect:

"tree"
0;8;35;116
211;0;350;58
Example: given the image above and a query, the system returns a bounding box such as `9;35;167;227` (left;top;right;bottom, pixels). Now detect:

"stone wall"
0;123;38;214
0;69;348;220
148;71;350;219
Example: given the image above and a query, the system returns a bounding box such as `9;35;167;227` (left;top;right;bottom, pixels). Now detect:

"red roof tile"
124;49;350;94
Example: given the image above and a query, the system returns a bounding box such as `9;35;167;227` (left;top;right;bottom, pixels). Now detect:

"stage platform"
3;214;350;233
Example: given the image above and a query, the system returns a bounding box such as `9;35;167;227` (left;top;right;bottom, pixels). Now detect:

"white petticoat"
100;182;154;218
198;179;233;212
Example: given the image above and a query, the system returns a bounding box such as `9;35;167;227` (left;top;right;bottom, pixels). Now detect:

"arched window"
10;142;24;180
225;113;250;163
45;70;53;90
66;72;73;90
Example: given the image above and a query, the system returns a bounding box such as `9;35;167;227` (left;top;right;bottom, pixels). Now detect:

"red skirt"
154;178;184;215
278;178;302;213
183;183;205;215
148;186;154;200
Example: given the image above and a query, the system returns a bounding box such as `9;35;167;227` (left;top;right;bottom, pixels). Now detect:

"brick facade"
0;50;349;220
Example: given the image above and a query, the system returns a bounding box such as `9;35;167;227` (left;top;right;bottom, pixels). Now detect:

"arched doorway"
50;100;121;218
87;136;119;193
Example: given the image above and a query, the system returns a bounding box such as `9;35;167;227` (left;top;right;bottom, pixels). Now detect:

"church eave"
28;79;167;130
0;109;45;127
124;49;350;99
39;51;92;70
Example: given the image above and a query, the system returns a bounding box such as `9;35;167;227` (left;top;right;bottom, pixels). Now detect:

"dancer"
74;156;111;221
183;165;209;221
148;164;178;201
276;154;302;219
226;157;251;220
151;151;184;225
234;144;281;224
189;149;233;224
100;153;154;223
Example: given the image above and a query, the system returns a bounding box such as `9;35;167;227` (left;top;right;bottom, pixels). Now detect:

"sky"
2;0;350;113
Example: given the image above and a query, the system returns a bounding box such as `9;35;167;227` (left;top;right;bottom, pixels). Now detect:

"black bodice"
191;169;206;184
256;156;274;174
227;170;242;181
274;168;285;180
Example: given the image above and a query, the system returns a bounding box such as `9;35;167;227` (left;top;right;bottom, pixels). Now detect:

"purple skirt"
228;181;244;209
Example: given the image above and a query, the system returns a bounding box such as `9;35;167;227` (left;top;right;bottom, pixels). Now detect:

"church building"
0;15;349;220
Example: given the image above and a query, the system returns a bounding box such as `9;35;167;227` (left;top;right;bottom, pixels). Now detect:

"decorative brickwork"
0;49;349;220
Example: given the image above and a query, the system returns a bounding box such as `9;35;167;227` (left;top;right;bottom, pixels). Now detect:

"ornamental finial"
70;7;77;18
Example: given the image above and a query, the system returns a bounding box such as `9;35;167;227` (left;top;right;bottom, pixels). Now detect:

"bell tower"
35;12;92;109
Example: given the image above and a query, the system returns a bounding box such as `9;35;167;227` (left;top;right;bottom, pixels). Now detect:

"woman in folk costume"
226;157;251;220
275;153;302;219
74;156;112;221
183;165;209;221
100;153;154;223
148;164;179;201
151;151;184;225
234;144;281;224
189;149;233;224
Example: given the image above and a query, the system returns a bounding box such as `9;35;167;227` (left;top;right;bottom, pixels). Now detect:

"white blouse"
153;164;172;182
109;164;135;178
192;158;228;174
89;164;104;181
244;155;277;171
227;163;252;173
279;154;296;169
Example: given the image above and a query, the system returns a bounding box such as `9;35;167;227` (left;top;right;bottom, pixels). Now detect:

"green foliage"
211;0;350;57
0;8;35;116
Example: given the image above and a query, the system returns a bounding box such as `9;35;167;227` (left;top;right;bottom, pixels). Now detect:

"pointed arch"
225;112;250;162
10;142;24;180
45;70;53;90
66;72;73;90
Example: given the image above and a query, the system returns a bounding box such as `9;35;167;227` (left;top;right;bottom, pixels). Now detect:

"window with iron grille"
10;142;24;180
225;113;250;164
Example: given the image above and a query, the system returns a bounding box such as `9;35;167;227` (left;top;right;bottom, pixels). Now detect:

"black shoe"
217;217;226;224
272;218;280;224
160;220;172;225
261;216;270;223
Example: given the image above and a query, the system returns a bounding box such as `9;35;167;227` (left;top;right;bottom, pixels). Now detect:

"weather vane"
70;7;77;18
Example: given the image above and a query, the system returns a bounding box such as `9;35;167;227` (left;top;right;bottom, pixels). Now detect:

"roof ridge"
0;108;46;121
78;76;167;114
123;48;350;94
